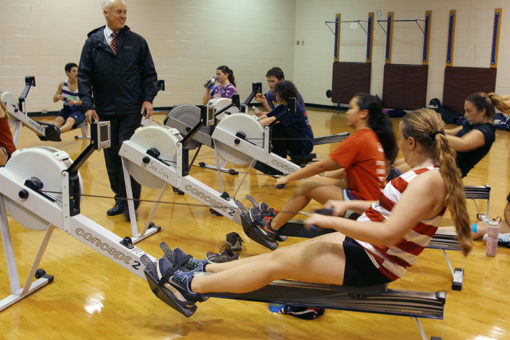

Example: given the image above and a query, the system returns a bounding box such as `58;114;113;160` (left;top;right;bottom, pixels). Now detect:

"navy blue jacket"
78;25;158;115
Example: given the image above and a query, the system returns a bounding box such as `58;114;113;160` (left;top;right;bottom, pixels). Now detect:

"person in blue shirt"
396;92;509;178
444;92;501;177
258;80;314;166
255;67;306;113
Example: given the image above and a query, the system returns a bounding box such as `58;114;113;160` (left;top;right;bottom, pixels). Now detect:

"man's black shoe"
107;201;126;216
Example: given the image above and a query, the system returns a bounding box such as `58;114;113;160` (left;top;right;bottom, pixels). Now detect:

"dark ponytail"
355;93;398;164
217;65;236;87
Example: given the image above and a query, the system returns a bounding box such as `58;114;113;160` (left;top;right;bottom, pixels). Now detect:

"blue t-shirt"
456;121;495;177
267;101;314;141
507;192;510;204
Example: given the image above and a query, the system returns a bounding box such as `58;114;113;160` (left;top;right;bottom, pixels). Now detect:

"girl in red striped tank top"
145;109;473;311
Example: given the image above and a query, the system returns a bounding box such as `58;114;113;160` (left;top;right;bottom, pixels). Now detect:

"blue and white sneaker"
166;269;202;303
160;242;208;272
259;201;279;218
140;255;197;317
173;247;209;272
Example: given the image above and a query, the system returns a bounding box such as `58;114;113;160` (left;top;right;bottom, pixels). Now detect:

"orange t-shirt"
0;117;16;155
329;128;386;200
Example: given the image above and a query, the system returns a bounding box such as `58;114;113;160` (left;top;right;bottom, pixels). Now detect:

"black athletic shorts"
342;236;392;286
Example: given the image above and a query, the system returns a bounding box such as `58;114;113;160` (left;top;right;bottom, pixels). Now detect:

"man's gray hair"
101;0;126;11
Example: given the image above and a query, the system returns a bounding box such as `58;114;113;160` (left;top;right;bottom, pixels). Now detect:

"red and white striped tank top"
355;166;445;281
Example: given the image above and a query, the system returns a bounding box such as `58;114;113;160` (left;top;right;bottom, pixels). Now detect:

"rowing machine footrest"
239;213;278;250
141;255;197;317
452;268;463;291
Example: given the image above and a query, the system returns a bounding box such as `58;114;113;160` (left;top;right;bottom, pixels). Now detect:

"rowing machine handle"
313;207;334;215
309;207;334;231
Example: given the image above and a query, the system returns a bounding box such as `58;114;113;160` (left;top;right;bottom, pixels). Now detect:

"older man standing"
79;0;158;217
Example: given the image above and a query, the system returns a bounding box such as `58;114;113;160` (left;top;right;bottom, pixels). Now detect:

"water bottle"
204;76;216;89
486;218;500;257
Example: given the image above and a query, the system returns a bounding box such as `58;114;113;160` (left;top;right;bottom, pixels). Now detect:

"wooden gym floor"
0;109;509;339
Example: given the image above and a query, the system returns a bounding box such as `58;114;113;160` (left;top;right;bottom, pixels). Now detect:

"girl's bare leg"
271;178;345;230
192;233;347;294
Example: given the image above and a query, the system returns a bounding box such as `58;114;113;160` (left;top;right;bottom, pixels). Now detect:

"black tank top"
456;121;495;177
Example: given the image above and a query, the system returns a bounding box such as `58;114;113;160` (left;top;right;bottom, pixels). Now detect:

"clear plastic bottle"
486;218;500;257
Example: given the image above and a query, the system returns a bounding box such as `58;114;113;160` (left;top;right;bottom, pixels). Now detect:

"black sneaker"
225;232;244;251
206;246;240;263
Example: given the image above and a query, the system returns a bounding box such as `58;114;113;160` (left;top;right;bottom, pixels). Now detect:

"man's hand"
255;93;266;103
85;109;99;124
141;101;153;119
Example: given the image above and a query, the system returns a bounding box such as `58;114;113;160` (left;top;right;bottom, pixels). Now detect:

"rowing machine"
164;91;349;185
119;105;242;243
143;255;445;340
1;76;61;144
0;121;157;312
